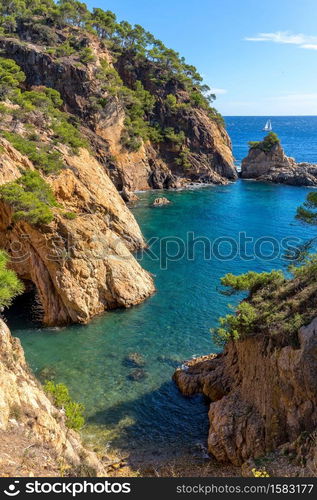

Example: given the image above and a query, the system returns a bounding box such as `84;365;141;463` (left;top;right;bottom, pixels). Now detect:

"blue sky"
86;0;317;115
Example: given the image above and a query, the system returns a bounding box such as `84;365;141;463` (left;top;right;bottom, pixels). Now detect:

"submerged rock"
127;368;148;381
37;365;57;383
123;352;146;368
157;354;181;368
152;197;171;207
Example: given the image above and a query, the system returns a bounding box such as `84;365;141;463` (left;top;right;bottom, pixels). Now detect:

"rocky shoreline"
241;136;317;186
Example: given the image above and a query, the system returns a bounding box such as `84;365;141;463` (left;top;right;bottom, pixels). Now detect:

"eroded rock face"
0;35;237;191
241;143;317;186
174;318;317;467
0;140;154;325
0;318;104;476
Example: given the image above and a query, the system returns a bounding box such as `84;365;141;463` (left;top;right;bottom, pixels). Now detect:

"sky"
86;0;317;116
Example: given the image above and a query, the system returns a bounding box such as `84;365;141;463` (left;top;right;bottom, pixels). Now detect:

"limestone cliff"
0;318;104;476
241;141;317;186
0;28;236;192
174;319;317;471
0;138;154;325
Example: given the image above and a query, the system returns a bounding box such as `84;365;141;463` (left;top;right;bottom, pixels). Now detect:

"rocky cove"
5;180;317;476
1;2;317;478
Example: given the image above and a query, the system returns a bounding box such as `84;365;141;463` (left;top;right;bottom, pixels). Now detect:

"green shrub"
0;57;25;99
147;124;163;143
0;170;57;225
2;132;63;174
44;381;85;431
164;127;186;145
165;93;178;110
249;132;280;152
220;270;285;295
52;118;88;153
0;250;24;308
14;87;63;112
63;211;77;220
175;147;191;169
55;41;76;58
96;60;123;96
296;191;317;225
291;254;317;281
284;313;304;335
189;90;209;110
79;47;96;64
211;302;257;347
31;23;59;45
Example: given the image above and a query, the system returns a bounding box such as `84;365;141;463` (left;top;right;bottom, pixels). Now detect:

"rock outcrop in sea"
152;197;171;206
241;135;317;186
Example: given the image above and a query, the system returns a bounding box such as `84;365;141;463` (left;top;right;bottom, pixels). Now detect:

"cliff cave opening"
4;280;44;328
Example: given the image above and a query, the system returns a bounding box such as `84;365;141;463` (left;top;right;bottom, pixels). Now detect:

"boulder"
152;197;171;207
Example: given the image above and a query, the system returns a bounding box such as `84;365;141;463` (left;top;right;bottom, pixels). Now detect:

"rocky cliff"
241;141;317;186
174;319;317;471
0;318;105;476
0;16;238;325
0;26;236;192
0;137;154;325
174;264;317;473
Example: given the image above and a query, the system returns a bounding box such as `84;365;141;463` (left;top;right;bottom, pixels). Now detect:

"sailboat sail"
263;120;272;132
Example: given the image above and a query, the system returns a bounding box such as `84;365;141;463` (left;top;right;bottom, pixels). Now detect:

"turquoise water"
6;117;317;461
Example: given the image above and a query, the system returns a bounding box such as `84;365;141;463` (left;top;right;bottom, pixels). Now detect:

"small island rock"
152;197;171;207
241;132;317;186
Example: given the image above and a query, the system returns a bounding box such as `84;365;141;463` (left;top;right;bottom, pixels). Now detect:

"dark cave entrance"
4;280;44;329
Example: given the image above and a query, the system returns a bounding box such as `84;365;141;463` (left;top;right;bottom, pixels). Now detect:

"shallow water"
7;178;316;461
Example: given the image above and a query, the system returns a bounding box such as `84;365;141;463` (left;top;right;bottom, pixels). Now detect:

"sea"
6;116;317;464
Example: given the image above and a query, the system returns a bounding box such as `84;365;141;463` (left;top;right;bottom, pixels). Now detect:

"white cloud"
301;44;317;50
210;87;227;95
245;31;317;50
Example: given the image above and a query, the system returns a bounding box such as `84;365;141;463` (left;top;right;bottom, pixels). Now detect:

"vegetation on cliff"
0;56;87;169
44;380;85;431
0;0;226;173
0;170;58;224
248;132;280;152
0;250;23;308
0;56;90;225
211;258;317;348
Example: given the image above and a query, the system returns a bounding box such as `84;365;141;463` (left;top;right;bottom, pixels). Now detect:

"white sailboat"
263;119;272;132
